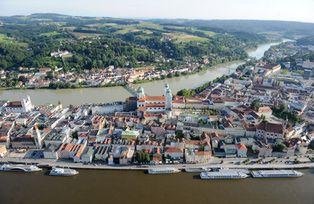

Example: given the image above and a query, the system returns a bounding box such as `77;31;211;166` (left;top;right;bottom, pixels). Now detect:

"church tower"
164;84;172;111
137;87;145;99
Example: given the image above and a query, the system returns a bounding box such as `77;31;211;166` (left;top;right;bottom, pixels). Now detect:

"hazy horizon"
0;0;314;23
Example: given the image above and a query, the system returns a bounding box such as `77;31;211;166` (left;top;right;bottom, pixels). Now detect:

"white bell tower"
137;87;145;99
164;84;172;110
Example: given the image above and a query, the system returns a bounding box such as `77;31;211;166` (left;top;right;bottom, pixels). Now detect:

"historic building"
136;84;173;118
4;96;34;113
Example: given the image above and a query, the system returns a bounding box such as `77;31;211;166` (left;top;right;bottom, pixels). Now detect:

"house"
253;142;273;157
236;144;247;157
255;63;281;77
81;147;95;163
151;153;163;165
57;139;87;160
94;145;110;161
0;122;14;147
223;143;237;158
164;147;184;163
43;144;60;159
121;130;140;140
10;126;37;149
0;144;7;158
256;121;284;140
257;106;273;117
51;50;71;58
119;146;135;165
185;149;211;164
72;144;87;162
91;102;125;114
44;127;70;147
297;143;308;156
111;145;135;165
285;146;296;157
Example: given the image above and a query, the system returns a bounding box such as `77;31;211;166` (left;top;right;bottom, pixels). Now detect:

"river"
0;169;313;204
0;41;281;106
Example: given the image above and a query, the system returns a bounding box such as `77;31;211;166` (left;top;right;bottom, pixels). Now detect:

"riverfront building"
4;96;34;113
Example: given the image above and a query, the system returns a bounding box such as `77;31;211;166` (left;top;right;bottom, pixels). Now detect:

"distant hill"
0;13;313;71
150;19;314;37
297;35;314;45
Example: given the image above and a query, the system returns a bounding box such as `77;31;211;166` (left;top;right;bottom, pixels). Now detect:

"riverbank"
1;156;313;171
0;41;283;106
0;40;284;91
0;62;243;105
0;58;243;91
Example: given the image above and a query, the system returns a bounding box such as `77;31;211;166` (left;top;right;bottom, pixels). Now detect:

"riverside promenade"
1;156;314;171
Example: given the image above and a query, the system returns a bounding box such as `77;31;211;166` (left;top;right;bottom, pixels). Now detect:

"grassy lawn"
165;32;209;43
0;33;28;47
196;29;216;37
39;31;60;37
115;26;141;34
164;26;216;38
70;31;101;39
138;22;164;30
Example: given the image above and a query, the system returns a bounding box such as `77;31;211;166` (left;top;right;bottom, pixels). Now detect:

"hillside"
1;14;308;71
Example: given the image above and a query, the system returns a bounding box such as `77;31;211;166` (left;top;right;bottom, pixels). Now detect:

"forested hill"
152;19;314;37
0;13;311;71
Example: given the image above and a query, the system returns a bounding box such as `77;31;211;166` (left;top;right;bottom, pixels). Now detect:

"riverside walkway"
1;156;314;171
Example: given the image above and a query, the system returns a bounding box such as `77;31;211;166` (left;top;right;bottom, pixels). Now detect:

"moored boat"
0;164;42;172
219;168;250;175
200;169;249;180
185;167;211;173
49;167;79;176
251;170;303;178
148;167;180;174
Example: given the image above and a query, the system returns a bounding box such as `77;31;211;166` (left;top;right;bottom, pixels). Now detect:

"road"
1;156;314;171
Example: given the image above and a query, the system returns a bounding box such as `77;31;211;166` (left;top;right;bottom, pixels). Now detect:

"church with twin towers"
136;84;173;118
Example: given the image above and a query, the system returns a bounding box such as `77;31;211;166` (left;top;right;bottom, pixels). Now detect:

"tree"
18;75;28;83
71;131;78;139
273;143;286;152
136;150;150;164
175;130;184;139
177;89;195;97
260;114;267;122
250;99;261;111
272;104;302;124
46;71;54;80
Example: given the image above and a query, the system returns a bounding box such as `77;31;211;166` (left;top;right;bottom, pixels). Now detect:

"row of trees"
135;150;150;164
177;75;228;97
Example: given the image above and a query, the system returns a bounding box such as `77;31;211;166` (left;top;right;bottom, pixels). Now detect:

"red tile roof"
256;121;284;134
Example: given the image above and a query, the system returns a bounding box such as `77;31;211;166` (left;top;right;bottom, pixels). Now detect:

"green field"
39;31;60;37
165;32;209;43
0;34;27;47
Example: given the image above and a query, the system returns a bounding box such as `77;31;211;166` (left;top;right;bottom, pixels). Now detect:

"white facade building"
5;96;34;113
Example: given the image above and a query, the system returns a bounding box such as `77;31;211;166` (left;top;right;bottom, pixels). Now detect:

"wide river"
0;42;281;106
0;169;313;204
2;41;312;204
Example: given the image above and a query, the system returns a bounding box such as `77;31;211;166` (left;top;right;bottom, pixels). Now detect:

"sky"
0;0;314;23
